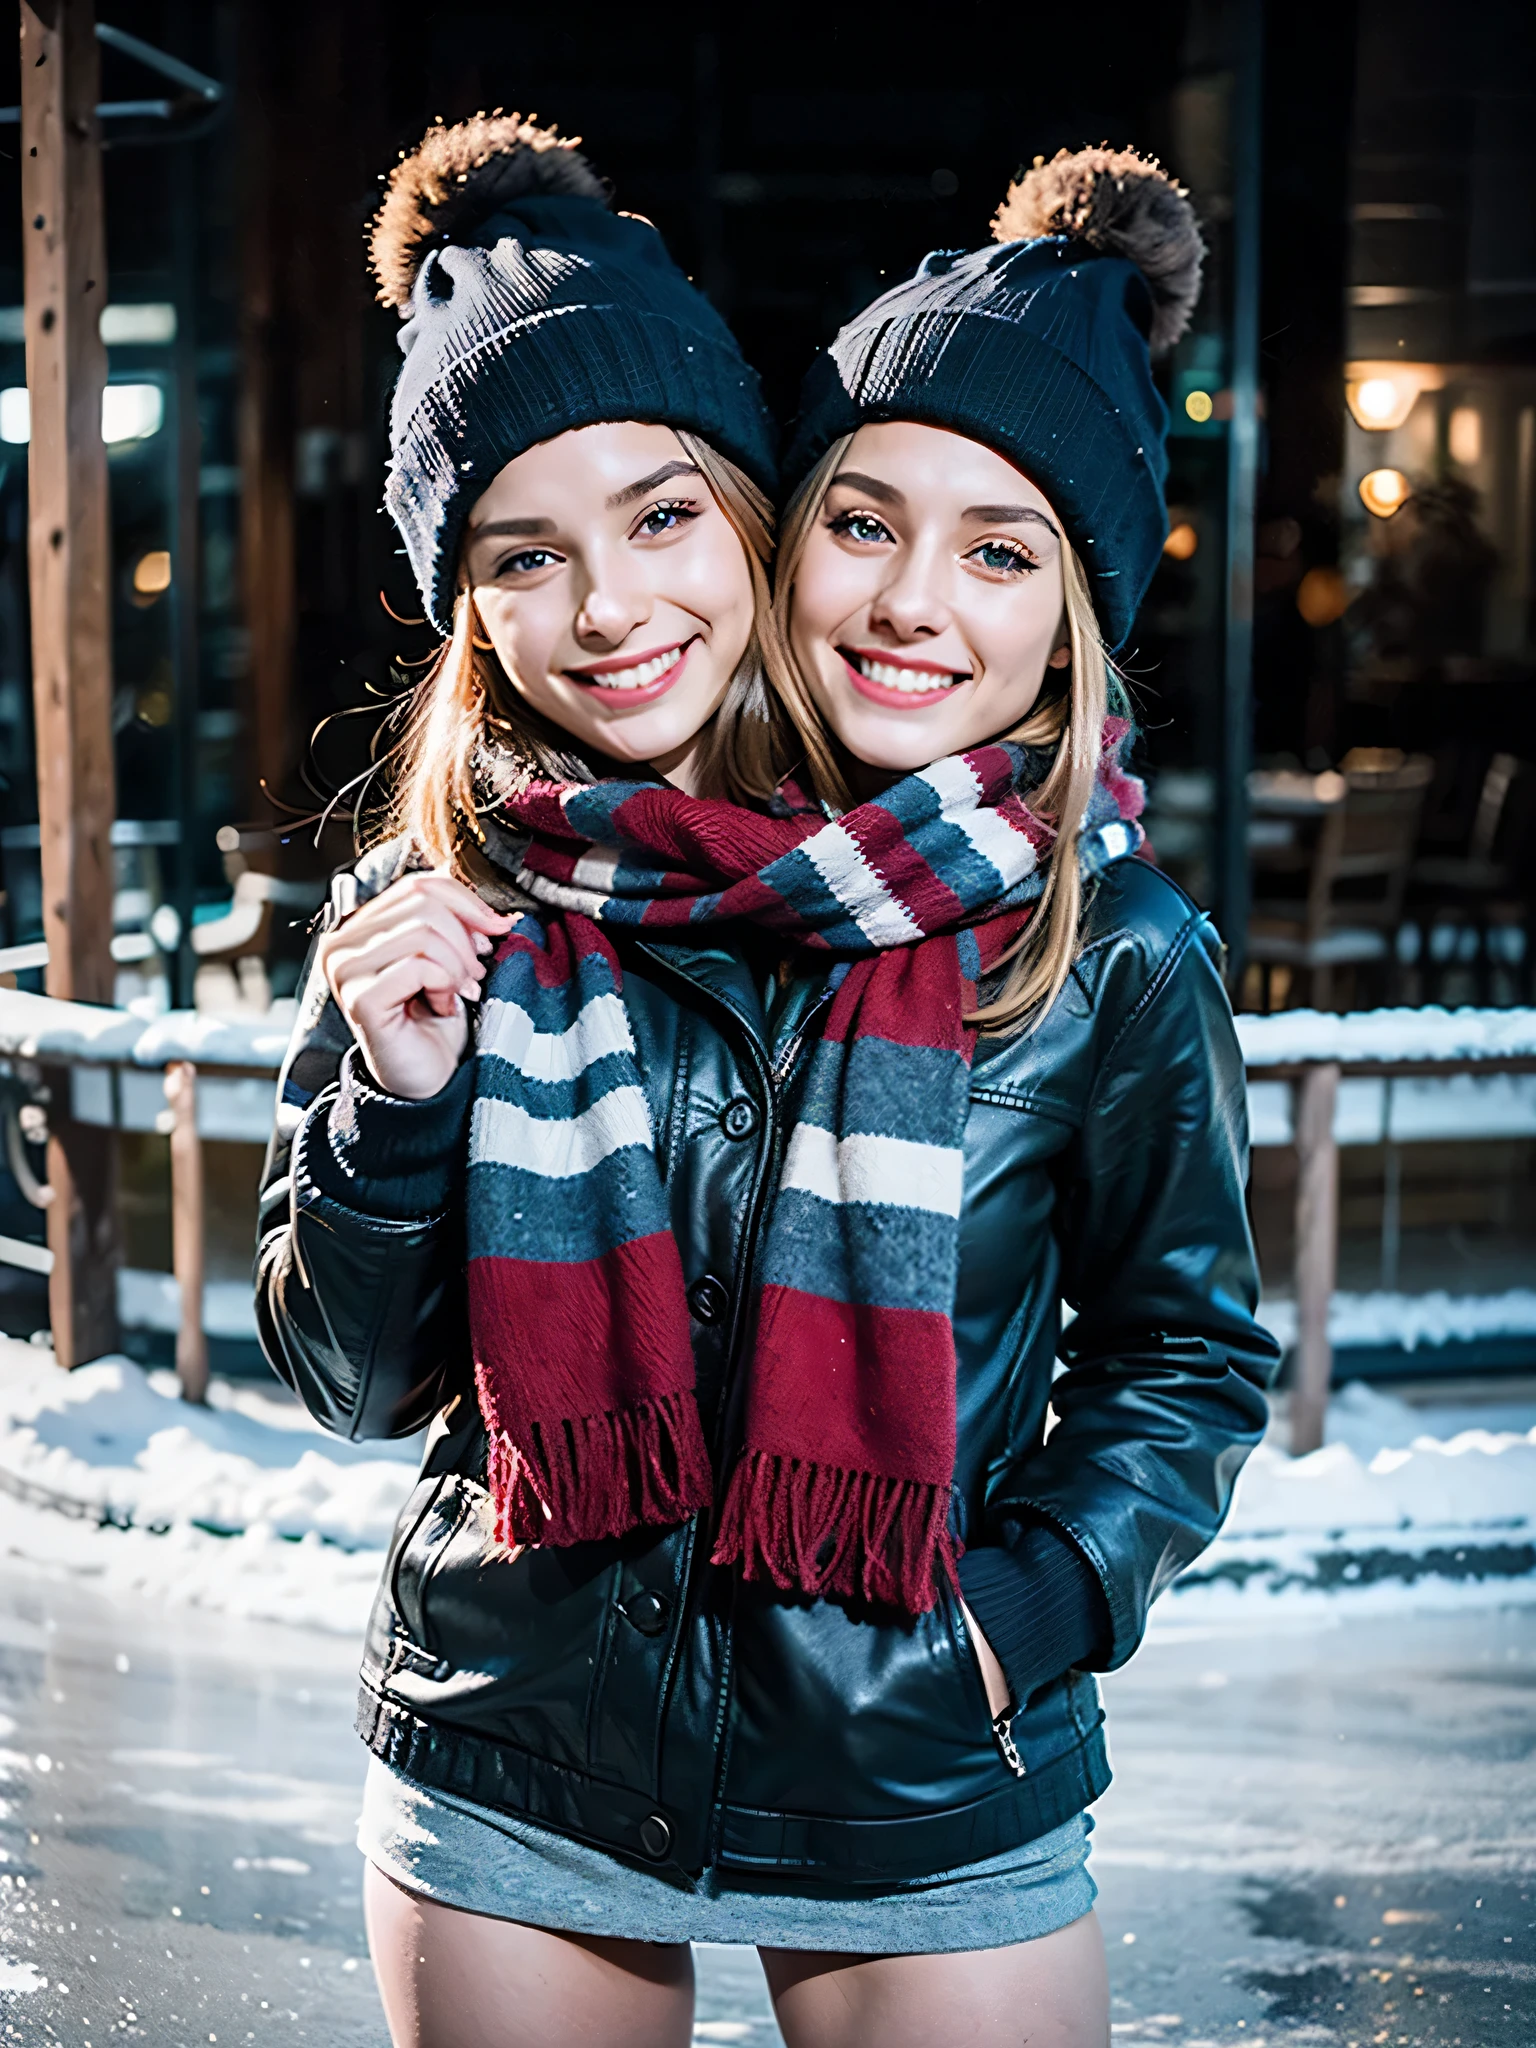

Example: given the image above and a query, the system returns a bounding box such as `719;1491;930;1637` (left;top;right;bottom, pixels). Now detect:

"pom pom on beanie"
991;146;1204;355
370;112;609;312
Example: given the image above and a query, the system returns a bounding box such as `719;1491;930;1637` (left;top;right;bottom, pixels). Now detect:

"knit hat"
782;147;1204;650
371;113;778;634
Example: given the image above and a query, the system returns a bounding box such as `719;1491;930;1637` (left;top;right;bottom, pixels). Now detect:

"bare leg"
761;1909;1108;2048
364;1859;696;2048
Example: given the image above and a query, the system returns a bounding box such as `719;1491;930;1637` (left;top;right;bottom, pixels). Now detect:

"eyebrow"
606;459;703;509
829;470;905;506
467;516;556;541
963;505;1061;539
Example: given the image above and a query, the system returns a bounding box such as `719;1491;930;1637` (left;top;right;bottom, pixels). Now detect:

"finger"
328;917;484;997
338;892;494;983
345;953;465;1034
424;870;517;933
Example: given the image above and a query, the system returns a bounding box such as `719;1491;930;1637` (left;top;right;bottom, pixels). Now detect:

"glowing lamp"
1184;389;1214;424
1358;468;1410;519
1344;361;1445;432
1163;522;1198;561
132;550;172;596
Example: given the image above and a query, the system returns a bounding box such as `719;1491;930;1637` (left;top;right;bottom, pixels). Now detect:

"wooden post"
165;1062;208;1404
22;0;121;1367
1289;1061;1340;1455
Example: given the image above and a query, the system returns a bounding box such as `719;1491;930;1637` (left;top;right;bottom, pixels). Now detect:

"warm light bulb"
132;549;172;596
1358;468;1410;519
1163;522;1199;561
1184;390;1214;424
1354;377;1400;425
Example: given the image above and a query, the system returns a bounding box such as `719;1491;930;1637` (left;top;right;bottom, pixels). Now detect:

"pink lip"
838;648;971;712
564;638;696;705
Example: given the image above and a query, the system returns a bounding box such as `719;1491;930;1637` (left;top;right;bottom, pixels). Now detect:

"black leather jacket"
256;843;1277;1883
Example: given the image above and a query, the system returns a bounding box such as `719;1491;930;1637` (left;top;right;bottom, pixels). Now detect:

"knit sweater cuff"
956;1521;1109;1712
300;1045;473;1222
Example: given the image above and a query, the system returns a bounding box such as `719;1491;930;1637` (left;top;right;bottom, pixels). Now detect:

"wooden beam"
21;0;121;1367
165;1062;208;1404
1289;1061;1340;1456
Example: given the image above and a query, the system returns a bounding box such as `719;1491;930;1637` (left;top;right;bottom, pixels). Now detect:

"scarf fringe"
710;1449;959;1615
479;1377;714;1551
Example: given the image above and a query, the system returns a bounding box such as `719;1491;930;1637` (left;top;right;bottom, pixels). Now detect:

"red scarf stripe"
839;802;971;934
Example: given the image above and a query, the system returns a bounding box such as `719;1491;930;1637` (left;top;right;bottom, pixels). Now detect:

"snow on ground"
0;1336;1532;1638
1159;1379;1536;1629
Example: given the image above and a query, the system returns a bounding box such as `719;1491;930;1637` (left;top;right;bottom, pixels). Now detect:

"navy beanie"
372;116;778;634
782;148;1204;651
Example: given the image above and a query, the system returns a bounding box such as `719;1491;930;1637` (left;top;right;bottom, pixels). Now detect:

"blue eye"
498;548;561;576
829;510;893;546
969;539;1035;575
635;499;701;538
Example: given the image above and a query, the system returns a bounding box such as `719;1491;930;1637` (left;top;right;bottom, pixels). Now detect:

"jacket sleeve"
994;906;1281;1670
253;858;475;1442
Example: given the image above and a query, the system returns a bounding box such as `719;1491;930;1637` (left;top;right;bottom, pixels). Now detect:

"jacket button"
720;1096;758;1140
622;1589;671;1637
687;1274;730;1325
638;1813;672;1861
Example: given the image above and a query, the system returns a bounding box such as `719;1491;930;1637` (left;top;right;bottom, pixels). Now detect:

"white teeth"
855;654;961;694
582;646;683;691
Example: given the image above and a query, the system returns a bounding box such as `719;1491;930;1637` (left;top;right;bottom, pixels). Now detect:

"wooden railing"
0;988;288;1401
1236;1007;1536;1451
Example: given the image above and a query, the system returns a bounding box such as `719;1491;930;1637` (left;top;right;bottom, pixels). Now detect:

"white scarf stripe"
915;754;984;812
470;1085;654;1179
779;1125;965;1219
571;843;624;894
946;804;1040;888
478;991;634;1084
802;823;924;945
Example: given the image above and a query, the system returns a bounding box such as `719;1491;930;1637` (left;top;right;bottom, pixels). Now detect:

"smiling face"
786;421;1072;782
461;421;756;788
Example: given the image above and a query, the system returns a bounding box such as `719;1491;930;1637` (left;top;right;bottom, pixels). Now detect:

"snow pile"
0;1340;418;1632
1163;1382;1536;1625
0;1344;417;1545
1260;1288;1536;1353
1235;1003;1536;1068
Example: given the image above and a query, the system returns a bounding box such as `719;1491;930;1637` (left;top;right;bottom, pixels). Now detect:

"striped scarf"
467;724;1143;1615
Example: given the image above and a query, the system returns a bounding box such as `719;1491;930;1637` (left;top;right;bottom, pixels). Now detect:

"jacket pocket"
726;1580;1003;1824
380;1472;619;1775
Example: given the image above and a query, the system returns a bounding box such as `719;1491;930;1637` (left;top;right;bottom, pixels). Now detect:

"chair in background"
1407;752;1536;1005
192;868;328;1013
1247;751;1434;1010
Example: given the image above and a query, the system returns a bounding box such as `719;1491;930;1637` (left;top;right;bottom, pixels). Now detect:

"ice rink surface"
0;1569;1530;2047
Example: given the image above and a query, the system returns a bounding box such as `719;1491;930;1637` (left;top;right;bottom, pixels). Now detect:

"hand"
960;1598;1013;1720
317;871;513;1102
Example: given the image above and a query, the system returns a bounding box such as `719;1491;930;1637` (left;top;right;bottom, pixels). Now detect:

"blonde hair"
384;431;789;873
758;436;1129;1033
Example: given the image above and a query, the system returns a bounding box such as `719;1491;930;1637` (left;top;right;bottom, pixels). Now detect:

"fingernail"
473;933;492;955
460;981;481;1003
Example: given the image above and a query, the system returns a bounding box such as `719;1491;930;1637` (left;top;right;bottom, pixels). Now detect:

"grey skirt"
358;1758;1096;1955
